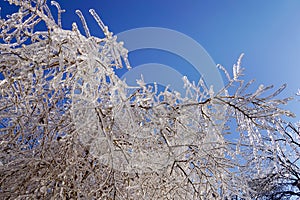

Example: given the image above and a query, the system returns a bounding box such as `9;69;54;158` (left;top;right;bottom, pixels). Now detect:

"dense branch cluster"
0;0;298;199
248;122;300;199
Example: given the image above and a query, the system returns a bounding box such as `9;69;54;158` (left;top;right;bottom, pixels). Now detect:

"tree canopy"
0;1;299;199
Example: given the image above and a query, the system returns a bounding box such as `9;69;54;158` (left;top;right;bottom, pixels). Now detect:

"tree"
248;122;300;199
0;0;296;199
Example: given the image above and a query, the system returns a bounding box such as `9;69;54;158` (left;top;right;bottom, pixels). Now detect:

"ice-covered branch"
0;0;297;199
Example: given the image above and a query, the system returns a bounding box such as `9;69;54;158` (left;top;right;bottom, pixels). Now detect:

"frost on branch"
247;122;300;199
0;0;296;199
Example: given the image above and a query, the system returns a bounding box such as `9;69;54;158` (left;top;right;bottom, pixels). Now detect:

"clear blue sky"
1;0;300;119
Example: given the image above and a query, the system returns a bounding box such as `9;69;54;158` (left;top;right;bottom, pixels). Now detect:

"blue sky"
1;0;300;119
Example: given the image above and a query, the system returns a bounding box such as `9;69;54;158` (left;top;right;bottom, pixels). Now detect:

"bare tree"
248;122;300;200
0;0;296;199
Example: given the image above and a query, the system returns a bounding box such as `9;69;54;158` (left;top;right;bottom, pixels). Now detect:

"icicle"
89;9;111;38
51;1;65;28
72;22;80;35
43;4;55;22
75;10;91;38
